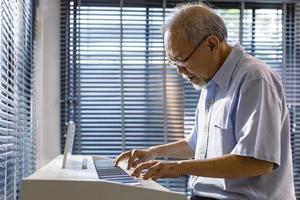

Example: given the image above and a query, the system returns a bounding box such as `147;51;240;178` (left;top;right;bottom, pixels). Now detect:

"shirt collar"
211;43;244;90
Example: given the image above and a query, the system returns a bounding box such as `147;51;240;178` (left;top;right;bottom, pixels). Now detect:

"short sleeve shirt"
185;43;296;200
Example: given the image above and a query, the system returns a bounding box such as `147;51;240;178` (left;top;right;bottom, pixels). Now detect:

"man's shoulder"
238;53;275;78
232;53;282;89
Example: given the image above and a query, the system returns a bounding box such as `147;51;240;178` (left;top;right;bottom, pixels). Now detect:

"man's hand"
131;160;185;180
113;149;156;170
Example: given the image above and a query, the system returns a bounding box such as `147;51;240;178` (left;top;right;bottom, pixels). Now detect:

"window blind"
60;0;300;196
0;0;36;199
288;2;300;197
60;0;188;192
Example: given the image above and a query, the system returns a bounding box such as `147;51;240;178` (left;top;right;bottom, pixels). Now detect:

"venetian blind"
287;2;300;198
0;0;36;199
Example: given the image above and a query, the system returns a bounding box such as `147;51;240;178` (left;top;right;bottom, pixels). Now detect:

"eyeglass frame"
167;34;211;67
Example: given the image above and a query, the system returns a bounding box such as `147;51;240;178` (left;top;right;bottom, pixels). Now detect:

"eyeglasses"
167;34;210;67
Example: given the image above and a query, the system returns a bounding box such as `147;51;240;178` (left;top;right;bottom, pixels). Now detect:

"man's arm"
178;154;274;178
132;154;274;180
114;139;194;169
149;139;194;159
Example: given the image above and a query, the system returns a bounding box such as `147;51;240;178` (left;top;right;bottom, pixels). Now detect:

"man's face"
164;31;210;90
176;66;207;90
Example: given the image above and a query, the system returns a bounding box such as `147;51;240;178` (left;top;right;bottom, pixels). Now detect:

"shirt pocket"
210;116;236;155
214;122;233;134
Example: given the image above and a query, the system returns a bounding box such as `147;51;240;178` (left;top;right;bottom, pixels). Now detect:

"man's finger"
127;150;138;170
150;168;165;180
132;158;146;168
143;164;161;180
132;161;157;177
113;151;130;166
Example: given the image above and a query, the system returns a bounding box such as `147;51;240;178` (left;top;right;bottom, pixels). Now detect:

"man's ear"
207;35;219;51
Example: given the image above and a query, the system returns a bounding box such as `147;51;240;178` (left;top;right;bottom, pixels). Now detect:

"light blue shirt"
185;43;296;199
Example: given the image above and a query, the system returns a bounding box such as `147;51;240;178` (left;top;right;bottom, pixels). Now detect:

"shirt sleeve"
230;77;282;168
185;112;199;152
185;125;197;152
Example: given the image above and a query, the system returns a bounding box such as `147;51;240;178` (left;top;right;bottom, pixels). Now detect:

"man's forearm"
149;139;194;159
177;154;274;178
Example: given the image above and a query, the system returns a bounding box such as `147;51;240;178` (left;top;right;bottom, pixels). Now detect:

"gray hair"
163;2;228;45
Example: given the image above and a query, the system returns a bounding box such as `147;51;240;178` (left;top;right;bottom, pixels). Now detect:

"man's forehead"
164;30;189;59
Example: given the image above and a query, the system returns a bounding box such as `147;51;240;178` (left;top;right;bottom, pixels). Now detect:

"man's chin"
182;74;206;90
192;83;206;90
190;79;206;90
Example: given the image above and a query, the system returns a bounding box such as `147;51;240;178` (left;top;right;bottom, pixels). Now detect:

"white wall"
35;0;61;169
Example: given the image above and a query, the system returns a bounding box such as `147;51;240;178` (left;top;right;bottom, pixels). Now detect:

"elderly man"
114;3;296;200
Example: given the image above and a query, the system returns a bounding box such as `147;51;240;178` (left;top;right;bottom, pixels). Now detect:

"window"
0;0;36;199
60;0;300;196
